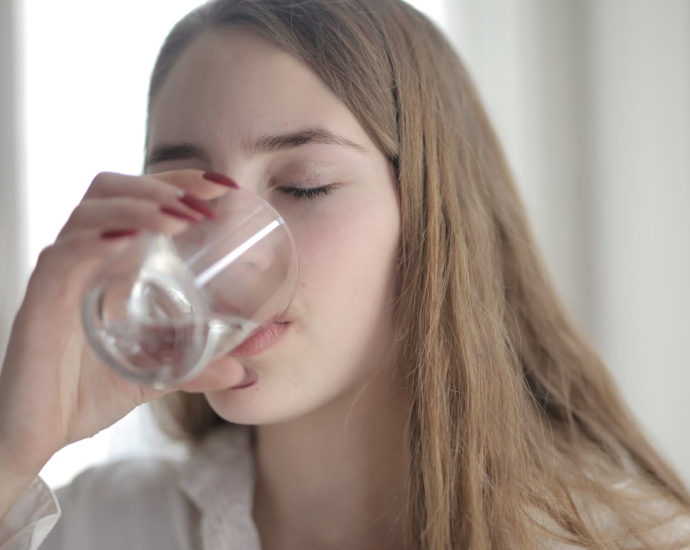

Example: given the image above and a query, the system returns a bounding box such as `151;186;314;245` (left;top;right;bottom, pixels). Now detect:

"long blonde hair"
146;0;690;547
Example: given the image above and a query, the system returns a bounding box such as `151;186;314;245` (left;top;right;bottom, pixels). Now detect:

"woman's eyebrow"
244;126;370;158
145;126;370;171
145;143;210;170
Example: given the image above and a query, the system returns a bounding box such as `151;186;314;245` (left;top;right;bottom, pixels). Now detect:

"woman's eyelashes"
278;183;339;199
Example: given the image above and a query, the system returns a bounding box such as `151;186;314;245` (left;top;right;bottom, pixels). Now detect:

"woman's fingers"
57;170;237;240
0;170;245;484
57;195;204;240
150;169;238;199
26;230;140;304
82;170;236;202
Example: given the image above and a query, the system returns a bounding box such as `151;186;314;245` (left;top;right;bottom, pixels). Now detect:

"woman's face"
147;27;400;424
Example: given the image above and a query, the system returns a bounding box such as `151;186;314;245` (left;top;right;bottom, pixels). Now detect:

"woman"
1;0;689;548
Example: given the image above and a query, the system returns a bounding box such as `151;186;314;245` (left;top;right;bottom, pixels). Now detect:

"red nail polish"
101;229;139;240
178;194;216;219
160;205;201;223
203;172;239;188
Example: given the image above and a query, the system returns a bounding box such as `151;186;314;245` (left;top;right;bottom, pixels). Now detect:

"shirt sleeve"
0;477;61;550
1;456;205;550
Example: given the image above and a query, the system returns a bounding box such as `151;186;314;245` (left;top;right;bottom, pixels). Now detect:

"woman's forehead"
147;28;376;164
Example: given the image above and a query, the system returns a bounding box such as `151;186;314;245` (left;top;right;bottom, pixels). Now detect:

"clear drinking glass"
81;186;298;389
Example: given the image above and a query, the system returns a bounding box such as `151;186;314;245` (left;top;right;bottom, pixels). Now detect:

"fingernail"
160;205;201;223
203;172;239;188
101;229;139;240
178;194;216;219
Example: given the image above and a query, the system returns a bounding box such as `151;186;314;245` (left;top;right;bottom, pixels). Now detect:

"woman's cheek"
286;195;359;261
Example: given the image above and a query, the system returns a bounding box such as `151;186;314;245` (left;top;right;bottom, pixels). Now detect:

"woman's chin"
204;382;271;425
204;382;316;427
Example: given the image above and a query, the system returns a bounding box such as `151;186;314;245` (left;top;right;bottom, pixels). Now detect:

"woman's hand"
0;170;244;488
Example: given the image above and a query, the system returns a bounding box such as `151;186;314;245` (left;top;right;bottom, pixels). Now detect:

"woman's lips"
225;321;289;390
229;366;259;390
227;321;289;359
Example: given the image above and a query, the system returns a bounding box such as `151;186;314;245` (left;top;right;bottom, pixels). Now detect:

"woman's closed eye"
278;183;340;200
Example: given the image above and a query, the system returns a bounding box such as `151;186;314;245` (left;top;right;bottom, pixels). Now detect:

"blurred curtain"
444;0;690;481
0;0;28;365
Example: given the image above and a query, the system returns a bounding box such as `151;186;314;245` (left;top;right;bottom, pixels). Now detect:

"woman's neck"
252;367;410;550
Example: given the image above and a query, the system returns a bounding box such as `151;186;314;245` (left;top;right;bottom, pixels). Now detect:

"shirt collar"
177;425;262;550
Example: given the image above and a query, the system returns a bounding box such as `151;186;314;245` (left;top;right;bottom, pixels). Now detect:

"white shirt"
0;426;261;550
2;425;689;550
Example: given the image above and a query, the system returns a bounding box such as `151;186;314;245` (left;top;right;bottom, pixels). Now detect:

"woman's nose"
233;226;276;275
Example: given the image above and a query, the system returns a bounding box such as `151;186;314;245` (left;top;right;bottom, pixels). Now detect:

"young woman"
1;0;689;548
